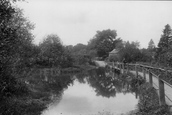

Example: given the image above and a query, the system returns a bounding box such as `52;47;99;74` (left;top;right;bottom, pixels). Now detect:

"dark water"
41;68;138;115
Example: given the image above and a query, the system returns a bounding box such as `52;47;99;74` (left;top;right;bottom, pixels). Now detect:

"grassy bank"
126;72;172;115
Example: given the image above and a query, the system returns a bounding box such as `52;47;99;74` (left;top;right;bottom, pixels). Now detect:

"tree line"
69;25;172;68
0;1;73;114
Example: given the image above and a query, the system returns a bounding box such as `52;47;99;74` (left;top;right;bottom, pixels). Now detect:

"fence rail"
108;62;172;106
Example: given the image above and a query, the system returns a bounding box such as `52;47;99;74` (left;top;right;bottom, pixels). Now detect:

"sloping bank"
125;72;172;115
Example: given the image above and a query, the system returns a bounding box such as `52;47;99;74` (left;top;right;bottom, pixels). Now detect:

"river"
41;67;138;115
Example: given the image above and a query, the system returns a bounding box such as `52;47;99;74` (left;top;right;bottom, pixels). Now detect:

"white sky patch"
17;0;172;48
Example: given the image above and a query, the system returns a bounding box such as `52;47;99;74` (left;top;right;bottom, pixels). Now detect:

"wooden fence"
109;62;172;106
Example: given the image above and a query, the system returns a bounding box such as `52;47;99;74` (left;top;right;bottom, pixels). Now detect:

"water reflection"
75;68;131;98
42;67;138;115
24;68;75;115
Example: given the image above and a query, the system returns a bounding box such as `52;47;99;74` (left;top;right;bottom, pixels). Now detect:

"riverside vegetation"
126;72;172;115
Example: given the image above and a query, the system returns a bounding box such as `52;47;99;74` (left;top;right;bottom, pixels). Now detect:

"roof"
109;49;119;54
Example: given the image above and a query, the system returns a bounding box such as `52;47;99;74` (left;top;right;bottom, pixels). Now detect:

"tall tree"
119;41;141;63
88;29;122;58
147;39;156;62
148;39;155;50
38;34;73;68
39;34;64;67
0;1;39;114
158;24;172;51
156;24;172;66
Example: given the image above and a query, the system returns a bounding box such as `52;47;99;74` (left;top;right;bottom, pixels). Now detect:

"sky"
16;0;172;48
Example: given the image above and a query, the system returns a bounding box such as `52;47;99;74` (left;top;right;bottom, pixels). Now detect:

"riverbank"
125;72;172;115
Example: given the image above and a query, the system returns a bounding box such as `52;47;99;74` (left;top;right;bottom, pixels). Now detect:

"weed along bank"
110;62;172;115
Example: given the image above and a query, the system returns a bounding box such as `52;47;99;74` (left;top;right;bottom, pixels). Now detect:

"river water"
42;68;138;115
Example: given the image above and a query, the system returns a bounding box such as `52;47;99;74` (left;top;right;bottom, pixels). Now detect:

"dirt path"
94;60;107;67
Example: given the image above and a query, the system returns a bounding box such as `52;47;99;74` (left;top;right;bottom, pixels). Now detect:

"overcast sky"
17;0;172;48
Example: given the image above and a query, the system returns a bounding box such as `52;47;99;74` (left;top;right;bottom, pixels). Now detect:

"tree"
119;41;141;63
38;34;73;68
1;5;35;72
88;29;122;59
156;24;172;66
71;43;87;53
148;39;155;50
158;24;172;52
140;48;152;62
0;1;39;114
10;8;35;69
146;39;156;63
38;34;64;67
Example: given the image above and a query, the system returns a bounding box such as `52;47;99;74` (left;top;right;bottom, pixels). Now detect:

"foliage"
0;1;72;114
126;73;171;115
88;49;97;59
139;48;152;62
135;83;171;115
146;39;156;62
118;41;142;63
38;34;73;68
130;77;145;92
0;0;44;114
67;43;95;66
72;54;91;65
156;24;172;67
70;43;87;53
158;24;172;51
148;39;156;50
107;38;157;64
88;29;122;59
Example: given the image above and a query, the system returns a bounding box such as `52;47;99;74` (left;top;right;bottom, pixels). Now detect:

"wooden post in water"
135;91;138;99
158;75;166;105
135;65;138;78
122;63;125;74
143;67;146;80
148;69;153;86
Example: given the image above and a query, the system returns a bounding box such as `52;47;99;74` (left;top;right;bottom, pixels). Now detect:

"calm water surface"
42;68;138;115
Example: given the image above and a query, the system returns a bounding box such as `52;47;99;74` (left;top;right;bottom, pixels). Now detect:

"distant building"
109;49;119;56
109;49;120;61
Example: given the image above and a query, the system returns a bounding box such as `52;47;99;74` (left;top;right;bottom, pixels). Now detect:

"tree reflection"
74;71;89;84
87;68;116;98
26;67;136;114
76;67;131;98
25;68;75;114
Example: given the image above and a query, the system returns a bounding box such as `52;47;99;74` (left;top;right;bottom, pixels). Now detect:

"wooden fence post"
135;91;138;99
119;64;121;73
127;64;129;73
158;75;166;105
143;67;146;80
122;63;125;74
148;69;153;86
117;63;121;74
165;69;168;79
135;65;138;78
